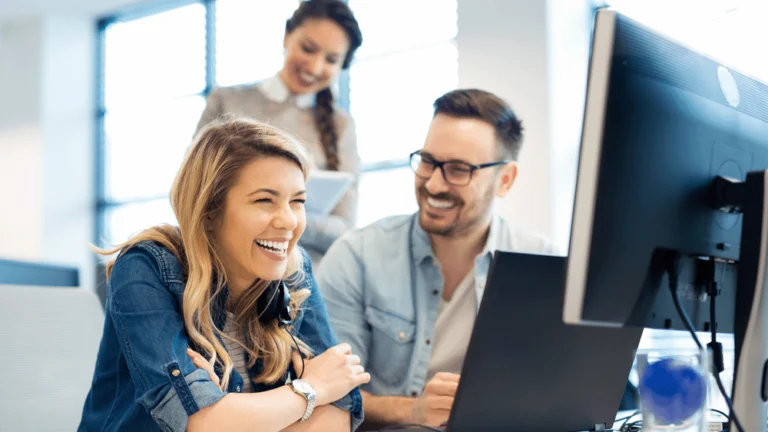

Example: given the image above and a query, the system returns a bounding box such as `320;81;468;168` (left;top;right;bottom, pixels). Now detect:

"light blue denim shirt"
316;213;558;398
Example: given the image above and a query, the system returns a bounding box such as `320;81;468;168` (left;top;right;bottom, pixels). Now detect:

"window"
97;1;298;247
356;166;417;227
97;0;459;246
606;0;768;81
215;0;298;86
103;5;207;108
99;4;208;245
348;0;458;223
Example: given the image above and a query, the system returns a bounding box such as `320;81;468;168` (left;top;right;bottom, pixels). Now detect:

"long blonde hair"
98;117;313;388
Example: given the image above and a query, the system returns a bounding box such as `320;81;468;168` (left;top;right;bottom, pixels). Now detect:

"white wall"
41;16;96;291
0;19;42;129
457;0;594;252
0;124;45;260
0;18;45;260
0;16;96;291
457;0;553;241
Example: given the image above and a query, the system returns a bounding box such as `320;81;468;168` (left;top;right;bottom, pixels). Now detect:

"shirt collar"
411;213;502;264
259;74;315;109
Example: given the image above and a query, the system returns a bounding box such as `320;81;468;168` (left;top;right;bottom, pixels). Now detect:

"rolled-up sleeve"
294;248;364;431
150;369;224;431
109;249;225;431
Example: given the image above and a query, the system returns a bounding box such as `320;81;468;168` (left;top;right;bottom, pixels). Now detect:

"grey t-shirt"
425;269;477;382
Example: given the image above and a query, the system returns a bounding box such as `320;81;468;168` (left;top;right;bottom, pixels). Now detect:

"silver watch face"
292;379;313;395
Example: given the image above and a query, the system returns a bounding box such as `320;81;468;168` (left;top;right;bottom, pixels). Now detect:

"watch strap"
299;393;315;423
290;381;315;423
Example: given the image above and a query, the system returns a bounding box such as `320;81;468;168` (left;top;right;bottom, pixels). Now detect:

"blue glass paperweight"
638;351;708;431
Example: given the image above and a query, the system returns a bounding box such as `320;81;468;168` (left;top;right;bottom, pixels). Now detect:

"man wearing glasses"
316;89;557;429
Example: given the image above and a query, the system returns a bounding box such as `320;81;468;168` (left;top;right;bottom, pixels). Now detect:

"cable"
706;262;726;380
611;409;730;432
667;259;702;350
286;330;305;379
616;418;643;432
619;410;641;431
621;421;643;432
610;409;733;432
666;259;744;432
374;423;443;431
706;272;745;432
614;410;639;425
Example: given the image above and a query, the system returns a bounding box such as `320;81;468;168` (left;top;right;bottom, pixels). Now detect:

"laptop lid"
446;252;642;432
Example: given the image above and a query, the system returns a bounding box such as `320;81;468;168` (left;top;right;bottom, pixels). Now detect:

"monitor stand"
715;171;768;432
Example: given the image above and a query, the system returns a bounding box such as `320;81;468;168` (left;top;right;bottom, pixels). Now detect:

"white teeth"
427;197;455;209
299;72;316;83
255;240;289;257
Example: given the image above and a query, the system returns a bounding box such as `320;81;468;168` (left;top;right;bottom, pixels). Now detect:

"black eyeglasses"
409;151;510;186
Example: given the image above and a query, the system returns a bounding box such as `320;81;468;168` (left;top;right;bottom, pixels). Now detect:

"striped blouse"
221;311;253;393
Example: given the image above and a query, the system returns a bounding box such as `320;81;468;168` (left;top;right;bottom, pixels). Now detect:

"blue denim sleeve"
108;248;224;431
295;248;364;431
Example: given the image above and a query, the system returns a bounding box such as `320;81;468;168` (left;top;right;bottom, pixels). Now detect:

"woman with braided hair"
197;0;363;264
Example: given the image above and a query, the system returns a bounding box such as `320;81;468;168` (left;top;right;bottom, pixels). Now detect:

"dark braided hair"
286;0;363;171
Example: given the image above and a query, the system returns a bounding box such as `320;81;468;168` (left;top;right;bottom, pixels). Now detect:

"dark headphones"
258;280;306;379
256;280;293;328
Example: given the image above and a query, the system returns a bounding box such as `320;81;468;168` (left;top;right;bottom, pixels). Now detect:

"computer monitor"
563;9;768;432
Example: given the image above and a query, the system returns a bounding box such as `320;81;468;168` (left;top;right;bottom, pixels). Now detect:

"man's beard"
417;185;494;238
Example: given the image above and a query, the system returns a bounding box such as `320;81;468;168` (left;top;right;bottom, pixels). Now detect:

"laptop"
379;252;643;431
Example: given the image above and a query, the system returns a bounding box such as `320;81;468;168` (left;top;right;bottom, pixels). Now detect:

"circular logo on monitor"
717;66;740;108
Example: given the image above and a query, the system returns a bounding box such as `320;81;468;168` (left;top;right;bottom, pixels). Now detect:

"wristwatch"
288;379;316;423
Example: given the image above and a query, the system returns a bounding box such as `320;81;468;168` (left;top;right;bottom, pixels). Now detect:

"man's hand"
411;372;460;427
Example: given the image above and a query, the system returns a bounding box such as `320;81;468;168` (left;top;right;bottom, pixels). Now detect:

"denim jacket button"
171;369;180;377
398;331;405;340
236;385;241;392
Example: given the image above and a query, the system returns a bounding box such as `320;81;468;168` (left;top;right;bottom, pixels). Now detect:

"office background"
1;0;766;408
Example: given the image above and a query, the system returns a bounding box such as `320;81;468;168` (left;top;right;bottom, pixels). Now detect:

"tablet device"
305;170;354;217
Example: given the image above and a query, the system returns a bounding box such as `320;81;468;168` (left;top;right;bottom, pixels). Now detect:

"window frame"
95;0;212;245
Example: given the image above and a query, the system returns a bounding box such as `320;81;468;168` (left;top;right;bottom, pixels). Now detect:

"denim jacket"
78;241;363;431
316;213;557;398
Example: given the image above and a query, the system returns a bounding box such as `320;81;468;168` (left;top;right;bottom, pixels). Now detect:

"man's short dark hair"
432;89;524;160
